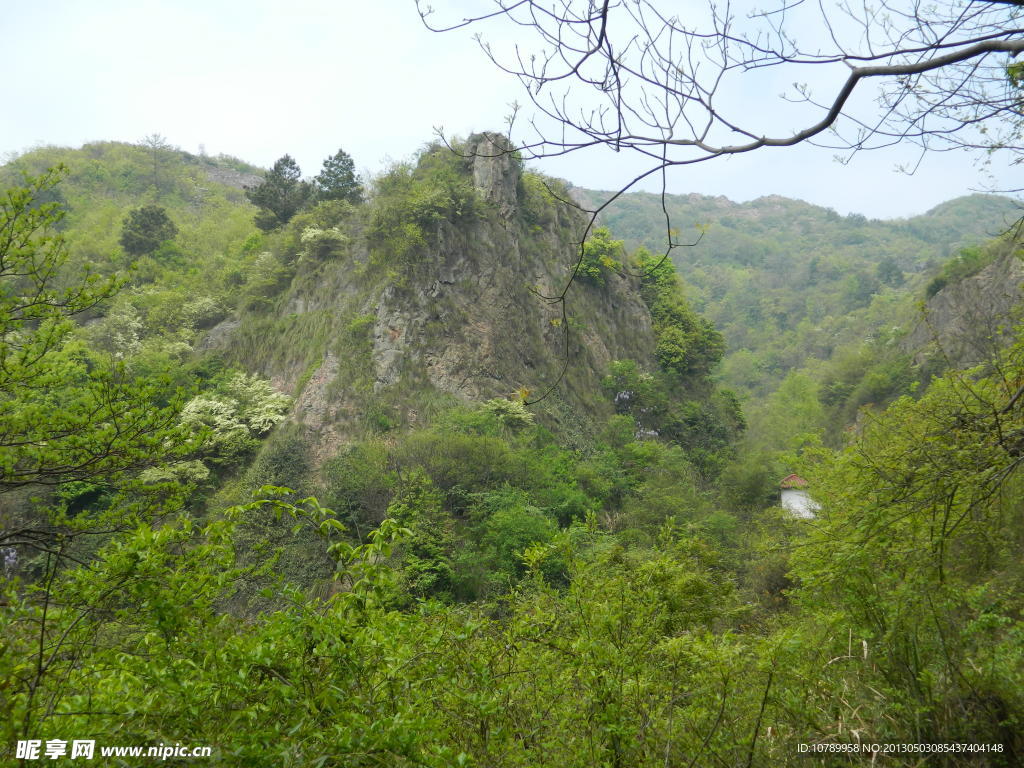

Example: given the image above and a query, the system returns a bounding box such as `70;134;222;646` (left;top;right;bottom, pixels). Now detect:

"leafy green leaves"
245;155;312;232
0;170;190;491
576;227;623;286
119;205;178;256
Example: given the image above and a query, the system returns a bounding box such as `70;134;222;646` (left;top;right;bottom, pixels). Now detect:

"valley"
1;136;1022;766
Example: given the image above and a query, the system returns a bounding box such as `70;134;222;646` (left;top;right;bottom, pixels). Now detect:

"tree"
1;169;198;745
876;256;905;287
140;133;174;194
785;336;1024;754
245;154;312;231
418;1;1024;248
314;147;363;203
119;204;178;256
577;226;623;286
0;170;190;492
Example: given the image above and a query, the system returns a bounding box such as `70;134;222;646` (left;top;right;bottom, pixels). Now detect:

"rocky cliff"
904;247;1024;368
210;135;661;458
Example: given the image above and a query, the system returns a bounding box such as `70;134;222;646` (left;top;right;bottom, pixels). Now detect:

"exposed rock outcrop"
367;188;652;409
220;138;662;456
904;251;1024;367
468;132;520;217
198;318;240;352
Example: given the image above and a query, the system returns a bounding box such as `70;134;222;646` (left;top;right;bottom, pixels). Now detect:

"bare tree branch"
417;0;1024;401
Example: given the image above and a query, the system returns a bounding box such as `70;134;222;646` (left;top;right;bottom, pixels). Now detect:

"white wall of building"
781;489;820;519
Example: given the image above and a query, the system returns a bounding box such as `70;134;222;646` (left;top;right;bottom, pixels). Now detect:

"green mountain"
0;136;743;587
576;188;1019;388
3;139;1023;764
573;187;1021;451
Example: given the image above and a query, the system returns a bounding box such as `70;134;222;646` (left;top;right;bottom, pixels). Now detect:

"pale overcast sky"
0;0;1017;218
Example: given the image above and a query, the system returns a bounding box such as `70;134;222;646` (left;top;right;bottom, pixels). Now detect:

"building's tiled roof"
780;473;808;489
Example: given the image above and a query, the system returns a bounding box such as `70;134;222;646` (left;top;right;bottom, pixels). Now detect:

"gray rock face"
904;251;1024;367
201;164;262;192
198;317;240;351
294;352;340;430
228;136;661;456
373;289;418;390
368;200;654;407
468;132;520;217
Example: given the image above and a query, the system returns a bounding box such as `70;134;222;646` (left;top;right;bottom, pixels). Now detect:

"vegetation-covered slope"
0;135;743;586
573;187;1021;454
2;138;1023;766
577;190;1017;389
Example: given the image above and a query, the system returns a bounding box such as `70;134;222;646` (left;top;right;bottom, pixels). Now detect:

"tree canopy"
0;170;187;491
245;154;312;231
314;147;363;203
119;204;178;256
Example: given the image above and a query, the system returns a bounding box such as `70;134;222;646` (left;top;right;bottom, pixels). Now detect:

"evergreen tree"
314;148;363;203
119;204;178;256
245;154;311;231
875;255;905;287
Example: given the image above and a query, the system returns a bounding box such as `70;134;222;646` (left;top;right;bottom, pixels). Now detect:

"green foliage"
785;337;1024;752
745;370;824;452
5;331;1024;766
636;248;725;379
0;170;191;491
119;204;178;256
313;147;362;203
299;224;347;260
577;226;623;286
481;397;535;431
602;356;741;480
597;249;739;479
321;440;395;536
239;250;293;311
925;243;1003;298
245;154;312;231
475;487;558;582
180;371;291;469
574;188;1017;461
368;145;480;270
6;139;1023;765
0;141;268;340
387;471;456;601
875;255;904;287
518;171;562;227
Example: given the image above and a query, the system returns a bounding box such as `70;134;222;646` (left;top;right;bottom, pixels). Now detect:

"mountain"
206;134;665;456
569;186;1021;452
574;188;1020;391
1;136;741;476
4;138;1024;763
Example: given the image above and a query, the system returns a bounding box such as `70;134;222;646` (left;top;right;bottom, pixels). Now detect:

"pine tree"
245;154;312;231
119;204;178;256
314;148;363;204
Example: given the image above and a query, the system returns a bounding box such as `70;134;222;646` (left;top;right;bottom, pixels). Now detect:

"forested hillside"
2;139;1022;766
576;189;1019;395
574;188;1022;452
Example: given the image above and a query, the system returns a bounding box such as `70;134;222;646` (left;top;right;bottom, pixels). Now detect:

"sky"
0;0;1017;219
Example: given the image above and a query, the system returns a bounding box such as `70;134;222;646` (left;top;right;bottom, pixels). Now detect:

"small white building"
780;474;820;519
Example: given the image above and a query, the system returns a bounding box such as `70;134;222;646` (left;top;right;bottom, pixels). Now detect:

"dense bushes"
367;144;481;269
599;250;741;479
6;146;1023;766
636;248;725;379
576;227;623;286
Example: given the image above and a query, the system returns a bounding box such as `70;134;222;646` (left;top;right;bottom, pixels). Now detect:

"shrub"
119;205;178;256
